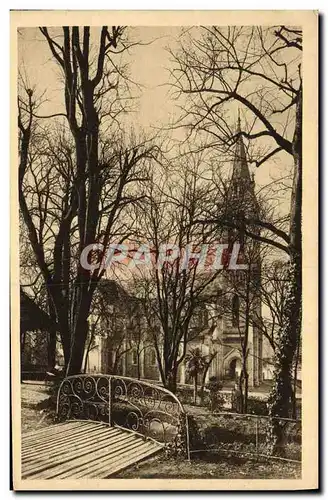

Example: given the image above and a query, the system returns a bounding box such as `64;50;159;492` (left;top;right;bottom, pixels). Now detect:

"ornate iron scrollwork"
56;374;187;451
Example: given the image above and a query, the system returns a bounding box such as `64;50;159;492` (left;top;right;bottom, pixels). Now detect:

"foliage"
206;376;225;412
185;411;301;462
267;261;302;454
186;348;206;379
247;397;268;416
186;414;206;451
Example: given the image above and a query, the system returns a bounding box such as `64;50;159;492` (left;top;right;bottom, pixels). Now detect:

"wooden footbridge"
21;375;188;480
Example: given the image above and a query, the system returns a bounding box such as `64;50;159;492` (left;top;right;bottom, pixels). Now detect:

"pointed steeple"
231;114;252;185
229;115;259;216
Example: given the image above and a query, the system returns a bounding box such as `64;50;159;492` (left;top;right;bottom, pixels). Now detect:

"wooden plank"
22;431;137;479
22;427;120;464
22;421;80;437
80;441;162;479
22;427;120;462
27;433;139;480
63;439;156;479
51;436;148;479
22;421;164;480
22;425;108;456
22;425;118;459
22;421;96;446
23;421;88;439
98;443;162;478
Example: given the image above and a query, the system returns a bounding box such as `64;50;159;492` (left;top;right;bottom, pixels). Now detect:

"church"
87;120;265;388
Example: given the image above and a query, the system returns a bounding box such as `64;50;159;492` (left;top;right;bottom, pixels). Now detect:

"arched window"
200;308;208;327
131;349;138;365
232;294;240;327
149;348;157;366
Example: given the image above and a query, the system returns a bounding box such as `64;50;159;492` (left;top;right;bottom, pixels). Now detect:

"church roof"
20;288;57;333
96;279;131;303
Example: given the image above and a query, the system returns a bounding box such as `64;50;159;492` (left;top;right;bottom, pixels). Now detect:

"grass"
117;453;302;479
21;382;55;433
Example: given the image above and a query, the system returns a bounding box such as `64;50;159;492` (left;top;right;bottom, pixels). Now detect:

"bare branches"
19;26;161;374
39;27;64;67
170;25;302;164
274;26;302;52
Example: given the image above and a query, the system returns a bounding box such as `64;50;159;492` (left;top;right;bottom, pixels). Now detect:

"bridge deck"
22;420;163;479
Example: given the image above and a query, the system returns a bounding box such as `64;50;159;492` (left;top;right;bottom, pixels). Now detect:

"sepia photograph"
11;10;318;490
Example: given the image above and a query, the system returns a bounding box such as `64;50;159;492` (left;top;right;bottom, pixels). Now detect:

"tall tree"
18;27;158;375
171;26;302;439
131;153;225;392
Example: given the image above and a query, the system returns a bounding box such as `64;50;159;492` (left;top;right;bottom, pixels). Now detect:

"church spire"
237;108;241;130
232;114;252;185
229;115;259;216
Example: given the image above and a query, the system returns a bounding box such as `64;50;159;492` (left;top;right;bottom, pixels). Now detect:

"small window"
149;349;157;366
131;349;138;365
200;308;208;326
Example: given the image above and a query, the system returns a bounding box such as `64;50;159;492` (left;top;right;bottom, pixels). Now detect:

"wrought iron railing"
56;374;188;452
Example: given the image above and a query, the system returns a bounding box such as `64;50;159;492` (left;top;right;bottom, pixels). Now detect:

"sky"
18;26;294;197
18;27;181;133
18;25;292;254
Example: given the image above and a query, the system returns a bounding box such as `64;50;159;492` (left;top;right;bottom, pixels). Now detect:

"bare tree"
18;27;158;375
254;260;289;353
131;152;225;392
171;26;302;440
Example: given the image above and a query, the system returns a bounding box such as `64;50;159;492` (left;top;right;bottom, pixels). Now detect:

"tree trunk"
47;329;57;371
66;316;89;376
267;257;301;454
268;88;302;454
292;334;301;418
194;373;198;405
137;352;141;380
83;328;95;374
200;371;207;404
165;366;178;393
200;352;217;403
238;371;244;413
238;270;251;414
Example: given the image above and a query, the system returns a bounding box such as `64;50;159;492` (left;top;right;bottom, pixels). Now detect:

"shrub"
186;414;206;450
206;376;225;412
247;396;268;416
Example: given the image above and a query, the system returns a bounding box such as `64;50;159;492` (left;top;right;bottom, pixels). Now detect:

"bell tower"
224;116;263;387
